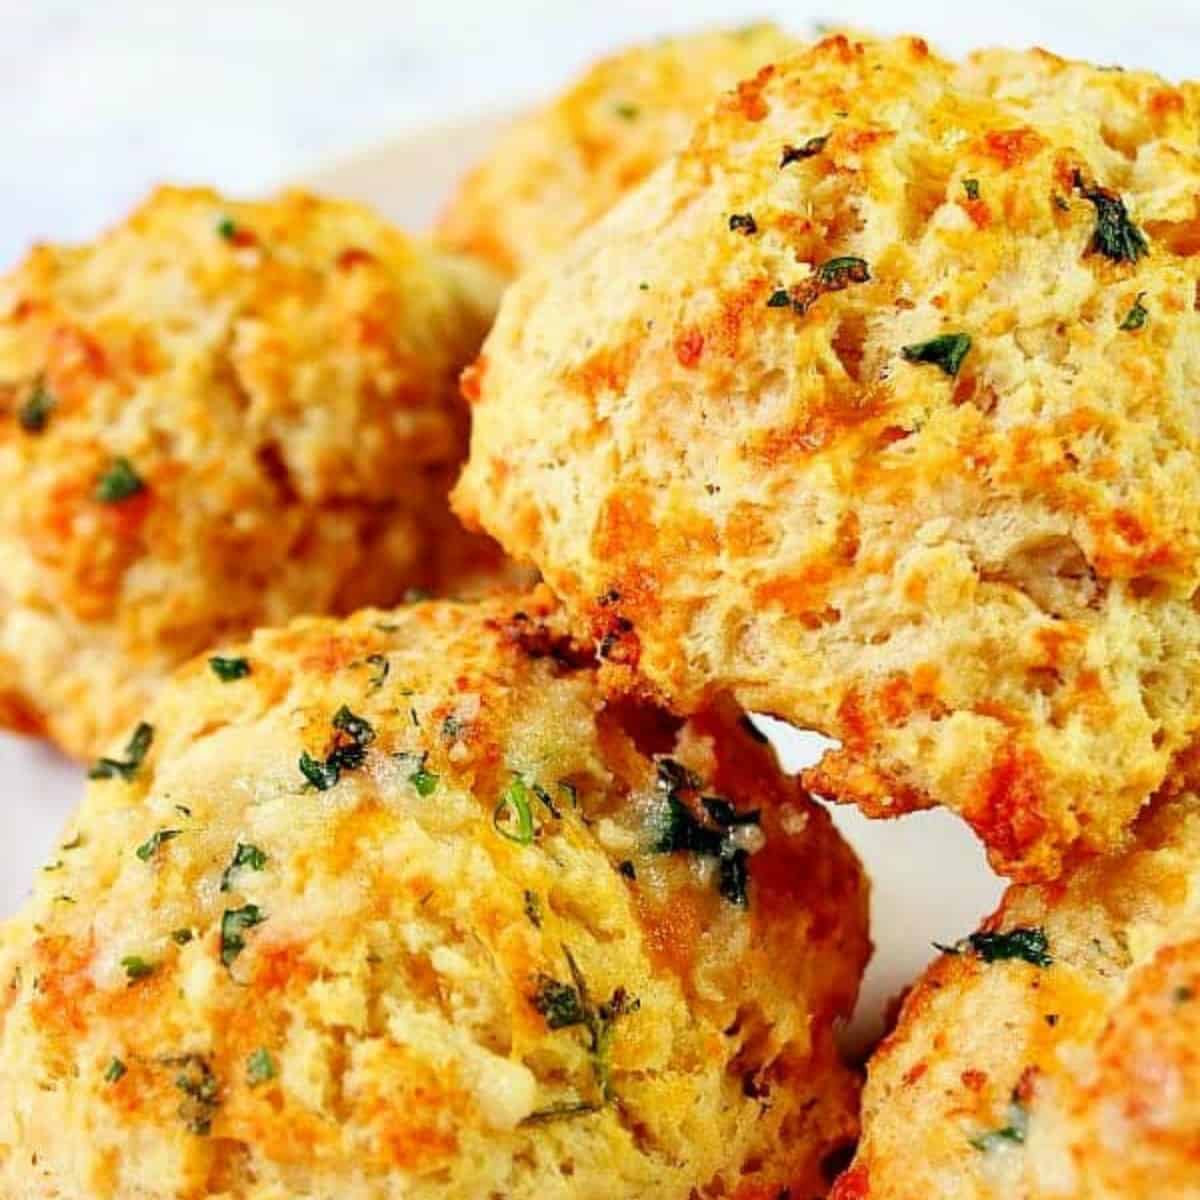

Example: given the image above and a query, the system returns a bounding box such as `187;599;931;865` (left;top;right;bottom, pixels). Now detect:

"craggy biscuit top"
0;591;868;1199
838;793;1200;1199
0;186;503;756
456;34;1200;879
435;24;800;274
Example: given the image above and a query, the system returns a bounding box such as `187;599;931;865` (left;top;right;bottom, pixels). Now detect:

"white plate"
0;110;1004;1054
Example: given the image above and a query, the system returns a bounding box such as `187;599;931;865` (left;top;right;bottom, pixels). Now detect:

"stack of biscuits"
0;26;1196;1200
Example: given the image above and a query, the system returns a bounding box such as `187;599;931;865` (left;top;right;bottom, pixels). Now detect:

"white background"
2;0;1196;1044
4;0;1200;268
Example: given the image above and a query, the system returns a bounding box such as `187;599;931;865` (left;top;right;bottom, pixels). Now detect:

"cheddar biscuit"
0;186;503;757
0;590;868;1199
456;35;1200;879
436;25;799;275
838;792;1200;1199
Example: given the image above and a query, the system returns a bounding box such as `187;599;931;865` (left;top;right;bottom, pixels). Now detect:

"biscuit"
0;590;868;1199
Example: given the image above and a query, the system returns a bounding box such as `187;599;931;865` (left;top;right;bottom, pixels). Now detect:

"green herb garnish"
366;653;389;691
18;378;55;433
1119;292;1148;330
104;1057;127;1084
651;759;759;907
963;178;981;201
532;973;588;1030
901;332;973;377
89;722;154;782
219;843;267;892
246;1047;277;1086
168;1054;220;1135
780;135;829;166
209;656;250;681
220;904;265;968
524;889;543;928
298;706;374;790
531;947;639;1103
135;828;181;862
94;456;145;503
939;925;1052;968
768;257;871;317
522;1101;601;1125
613;102;639;121
817;256;871;288
1074;171;1149;263
409;762;439;797
121;955;156;983
298;751;338;790
728;212;758;235
970;1096;1029;1152
171;928;194;945
216;216;237;241
494;775;536;844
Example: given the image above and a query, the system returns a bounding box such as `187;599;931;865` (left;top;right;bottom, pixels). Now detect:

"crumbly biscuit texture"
0;186;504;757
838;792;1200;1199
457;35;1200;879
436;24;800;274
0;590;868;1200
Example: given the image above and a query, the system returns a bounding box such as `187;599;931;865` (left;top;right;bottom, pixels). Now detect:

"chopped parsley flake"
728;212;758;235
246;1047;277;1086
817;256;871;288
939;925;1052;967
780;135;829;166
89;722;154;782
216;216;237;240
970;1096;1029;1152
219;843;267;892
651;758;760;907
135;828;181;862
532;974;587;1030
18;378;55;433
94;456;145;503
104;1057;127;1084
1173;985;1195;1005
298;706;374;790
121;955;156;983
1119;292;1148;330
366;653;389;691
409;763;439;797
209;656;250;681
1074;171;1149;263
618;859;636;879
901;332;973;377
220;904;265;968
531;946;639;1103
171;928;194;945
493;775;536;844
169;1054;220;1135
613;102;639;120
768;257;871;317
524;889;543;927
522;1101;601;1125
963;178;981;201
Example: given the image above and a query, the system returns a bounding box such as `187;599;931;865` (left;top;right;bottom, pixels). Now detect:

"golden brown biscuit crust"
0;590;868;1199
0;186;503;758
456;35;1200;880
435;25;800;275
838;794;1200;1199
